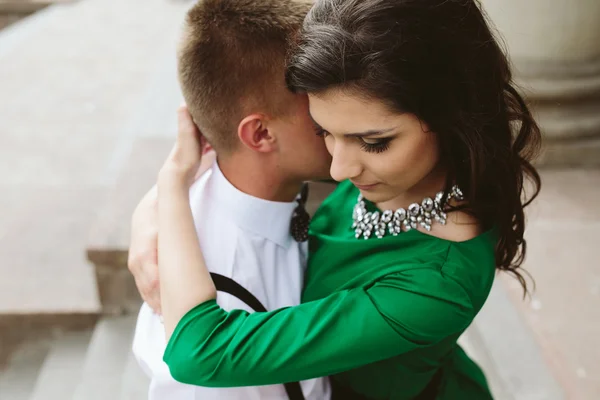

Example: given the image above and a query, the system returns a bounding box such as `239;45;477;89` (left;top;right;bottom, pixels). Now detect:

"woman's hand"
158;105;206;190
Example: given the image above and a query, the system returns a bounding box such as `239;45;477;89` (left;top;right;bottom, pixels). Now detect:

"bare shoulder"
426;210;482;242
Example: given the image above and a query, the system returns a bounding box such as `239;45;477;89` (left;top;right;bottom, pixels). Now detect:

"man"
130;1;332;399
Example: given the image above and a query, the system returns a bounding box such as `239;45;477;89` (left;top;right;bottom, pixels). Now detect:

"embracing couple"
128;0;541;399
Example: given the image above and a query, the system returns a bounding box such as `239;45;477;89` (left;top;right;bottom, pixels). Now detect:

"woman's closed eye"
315;126;392;154
359;137;392;153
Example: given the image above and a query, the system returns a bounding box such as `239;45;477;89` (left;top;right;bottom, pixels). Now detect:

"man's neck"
218;156;302;203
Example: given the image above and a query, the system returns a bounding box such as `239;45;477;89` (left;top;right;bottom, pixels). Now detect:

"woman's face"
308;90;440;205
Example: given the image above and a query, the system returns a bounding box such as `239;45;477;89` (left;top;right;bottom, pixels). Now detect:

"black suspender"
210;273;306;400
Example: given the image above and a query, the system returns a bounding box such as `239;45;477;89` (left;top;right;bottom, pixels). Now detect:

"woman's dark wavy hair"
286;0;541;294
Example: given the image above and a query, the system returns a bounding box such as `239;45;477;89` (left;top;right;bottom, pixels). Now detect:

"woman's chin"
358;189;389;204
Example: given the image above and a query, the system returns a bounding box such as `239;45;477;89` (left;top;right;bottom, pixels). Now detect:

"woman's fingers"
176;105;203;164
159;105;205;187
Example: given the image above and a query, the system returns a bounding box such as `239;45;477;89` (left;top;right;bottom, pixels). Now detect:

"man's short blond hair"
177;0;311;153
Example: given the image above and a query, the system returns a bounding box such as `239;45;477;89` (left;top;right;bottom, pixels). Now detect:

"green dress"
164;181;496;399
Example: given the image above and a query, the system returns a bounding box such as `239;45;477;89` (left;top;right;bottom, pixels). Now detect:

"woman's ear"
238;114;277;153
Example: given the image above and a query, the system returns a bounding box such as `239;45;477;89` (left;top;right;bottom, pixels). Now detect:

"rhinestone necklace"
352;185;464;240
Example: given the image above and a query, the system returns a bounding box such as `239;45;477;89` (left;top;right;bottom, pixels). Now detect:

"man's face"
274;93;332;182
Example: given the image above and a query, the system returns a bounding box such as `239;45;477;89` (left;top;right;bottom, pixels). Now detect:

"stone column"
481;0;600;166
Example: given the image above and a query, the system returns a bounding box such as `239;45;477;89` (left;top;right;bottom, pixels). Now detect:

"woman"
157;0;541;398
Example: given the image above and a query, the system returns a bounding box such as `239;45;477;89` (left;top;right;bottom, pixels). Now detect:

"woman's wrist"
158;164;194;193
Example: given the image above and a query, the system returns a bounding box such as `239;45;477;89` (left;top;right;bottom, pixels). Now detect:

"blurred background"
0;0;598;399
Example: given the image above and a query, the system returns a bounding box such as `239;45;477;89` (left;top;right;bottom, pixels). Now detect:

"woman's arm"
157;177;216;337
157;106;217;336
163;269;474;387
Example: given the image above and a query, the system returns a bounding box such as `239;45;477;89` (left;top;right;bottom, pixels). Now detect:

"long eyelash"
314;127;328;137
360;138;391;154
314;126;390;153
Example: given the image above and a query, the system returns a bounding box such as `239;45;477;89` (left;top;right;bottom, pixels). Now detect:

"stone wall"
481;0;600;166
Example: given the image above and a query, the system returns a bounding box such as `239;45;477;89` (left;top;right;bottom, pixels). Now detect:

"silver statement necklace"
352;185;464;240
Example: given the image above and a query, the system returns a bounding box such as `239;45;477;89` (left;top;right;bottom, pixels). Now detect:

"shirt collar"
211;162;298;248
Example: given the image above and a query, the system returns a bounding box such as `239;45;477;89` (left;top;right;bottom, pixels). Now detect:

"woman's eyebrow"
309;113;396;137
308;112;322;129
343;128;396;138
309;111;397;137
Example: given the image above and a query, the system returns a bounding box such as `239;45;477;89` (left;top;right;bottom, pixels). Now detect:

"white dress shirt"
132;163;331;400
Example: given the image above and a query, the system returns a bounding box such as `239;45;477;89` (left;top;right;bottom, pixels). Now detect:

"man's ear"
238;114;277;153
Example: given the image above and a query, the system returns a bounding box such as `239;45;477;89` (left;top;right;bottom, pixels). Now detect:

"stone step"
0;0;72;14
0;339;52;400
86;137;172;315
28;330;93;400
459;323;513;400
0;13;22;30
0;0;76;31
72;315;138;400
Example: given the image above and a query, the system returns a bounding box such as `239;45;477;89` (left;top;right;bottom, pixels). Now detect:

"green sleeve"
163;268;474;387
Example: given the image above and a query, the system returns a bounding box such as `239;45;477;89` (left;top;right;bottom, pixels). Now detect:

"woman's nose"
329;142;362;182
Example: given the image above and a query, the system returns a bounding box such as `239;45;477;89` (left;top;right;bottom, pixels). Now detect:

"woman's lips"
352;182;379;191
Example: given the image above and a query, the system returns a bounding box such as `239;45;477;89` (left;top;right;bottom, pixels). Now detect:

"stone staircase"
0;0;571;399
0;132;170;399
0;316;150;400
0;0;185;398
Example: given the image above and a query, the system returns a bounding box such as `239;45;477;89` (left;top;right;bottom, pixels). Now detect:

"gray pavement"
502;169;600;400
